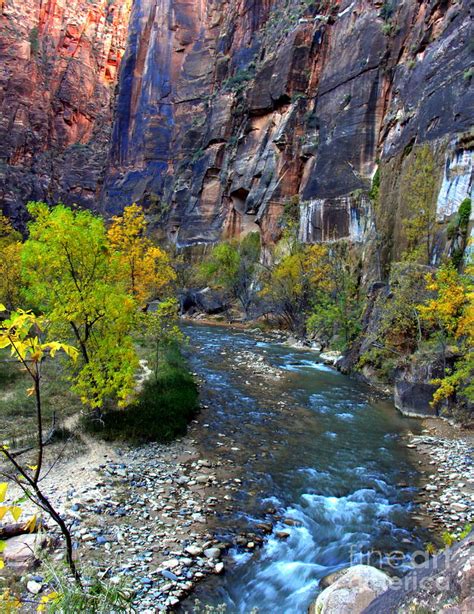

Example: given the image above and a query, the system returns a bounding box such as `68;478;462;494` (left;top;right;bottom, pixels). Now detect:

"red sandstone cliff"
0;0;131;226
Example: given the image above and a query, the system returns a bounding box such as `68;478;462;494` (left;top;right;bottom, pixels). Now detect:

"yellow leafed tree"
418;261;474;405
108;204;175;306
0;212;22;310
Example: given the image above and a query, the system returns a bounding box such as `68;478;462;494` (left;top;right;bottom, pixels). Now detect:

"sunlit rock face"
0;0;131;227
1;0;472;247
101;0;472;248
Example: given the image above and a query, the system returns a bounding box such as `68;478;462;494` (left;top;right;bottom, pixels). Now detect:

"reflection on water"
181;323;426;614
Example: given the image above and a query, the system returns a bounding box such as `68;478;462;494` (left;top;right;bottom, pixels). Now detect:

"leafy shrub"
458;198;471;231
222;68;254;93
380;1;395;21
29;26;39;56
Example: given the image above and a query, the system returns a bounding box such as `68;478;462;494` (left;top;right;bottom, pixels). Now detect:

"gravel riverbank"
407;422;474;539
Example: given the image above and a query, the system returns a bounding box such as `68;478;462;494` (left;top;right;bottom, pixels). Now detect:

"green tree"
140;298;185;382
402;144;438;264
307;244;361;349
200;233;261;318
107;203;175;306
21;203;138;409
357;263;431;382
418;260;474;405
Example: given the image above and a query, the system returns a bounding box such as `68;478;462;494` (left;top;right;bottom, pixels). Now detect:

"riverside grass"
82;346;199;443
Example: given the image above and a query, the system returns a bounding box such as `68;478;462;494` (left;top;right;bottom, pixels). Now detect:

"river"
180;322;428;613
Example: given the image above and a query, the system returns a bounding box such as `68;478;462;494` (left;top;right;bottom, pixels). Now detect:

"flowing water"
181;323;427;613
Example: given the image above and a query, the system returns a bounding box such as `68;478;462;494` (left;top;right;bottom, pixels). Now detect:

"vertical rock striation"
0;0;131;227
103;0;472;254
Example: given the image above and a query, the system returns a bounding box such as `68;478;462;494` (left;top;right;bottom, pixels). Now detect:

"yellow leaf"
27;387;35;397
24;515;37;533
37;592;61;612
0;507;7;521
28;465;38;471
10;506;22;521
0;559;4;570
30;350;42;362
0;483;7;503
0;541;5;553
0;304;6;312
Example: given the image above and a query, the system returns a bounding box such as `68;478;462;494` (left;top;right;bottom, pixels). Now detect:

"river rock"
204;547;221;559
319;567;352;590
308;565;392;614
319;352;342;366
27;580;43;595
185;545;202;557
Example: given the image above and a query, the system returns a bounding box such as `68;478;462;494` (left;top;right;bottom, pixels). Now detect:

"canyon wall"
0;0;131;228
102;0;473;262
0;0;472;255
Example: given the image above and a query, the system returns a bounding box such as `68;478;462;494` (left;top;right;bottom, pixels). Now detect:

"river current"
180;323;427;613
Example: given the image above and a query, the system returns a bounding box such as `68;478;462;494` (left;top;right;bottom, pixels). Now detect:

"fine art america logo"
349;545;451;591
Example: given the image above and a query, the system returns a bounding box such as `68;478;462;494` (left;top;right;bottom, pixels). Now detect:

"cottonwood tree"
107;203;175;306
0;212;22;310
262;243;333;337
418;260;474;405
402;144;438;264
140;298;185;382
307;243;361;349
200;232;261;318
22;203;138;409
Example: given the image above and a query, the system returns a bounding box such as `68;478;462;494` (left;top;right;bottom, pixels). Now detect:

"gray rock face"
393;355;446;418
308;565;392;614
394;378;439;418
363;532;474;614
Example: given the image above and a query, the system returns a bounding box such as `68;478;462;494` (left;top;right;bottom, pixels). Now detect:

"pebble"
27;580;43;595
185;545;202;557
161;570;179;581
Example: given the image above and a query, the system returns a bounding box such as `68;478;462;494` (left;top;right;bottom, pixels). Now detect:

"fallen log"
0;520;45;540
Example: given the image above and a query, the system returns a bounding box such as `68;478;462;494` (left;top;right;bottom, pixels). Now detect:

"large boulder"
1;534;46;572
179;288;228;315
394;377;439;418
308;565;392;614
393;356;447;418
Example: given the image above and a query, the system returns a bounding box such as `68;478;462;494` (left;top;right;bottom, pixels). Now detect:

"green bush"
82;348;198;443
458;198;471;231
